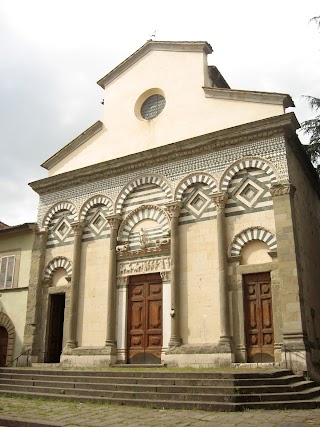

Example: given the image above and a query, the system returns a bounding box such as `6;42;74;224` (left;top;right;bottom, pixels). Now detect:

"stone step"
0;368;319;411
0;389;320;412
1;382;320;403
0;367;292;379
0;373;305;389
0;377;315;395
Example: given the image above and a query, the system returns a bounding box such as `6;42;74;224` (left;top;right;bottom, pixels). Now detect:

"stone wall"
285;138;320;380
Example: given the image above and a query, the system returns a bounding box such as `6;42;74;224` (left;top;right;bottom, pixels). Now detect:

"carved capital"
106;214;122;230
211;192;228;213
116;276;129;287
270;182;295;197
160;271;171;282
164;201;182;219
71;222;85;236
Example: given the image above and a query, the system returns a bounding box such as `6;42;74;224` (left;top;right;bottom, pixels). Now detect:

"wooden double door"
243;272;274;363
127;273;162;364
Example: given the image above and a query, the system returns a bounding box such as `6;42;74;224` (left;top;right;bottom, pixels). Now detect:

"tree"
301;96;320;174
301;16;320;174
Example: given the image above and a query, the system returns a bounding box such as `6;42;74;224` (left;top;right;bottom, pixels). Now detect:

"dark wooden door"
243;272;274;363
47;294;65;363
0;326;8;367
127;273;162;364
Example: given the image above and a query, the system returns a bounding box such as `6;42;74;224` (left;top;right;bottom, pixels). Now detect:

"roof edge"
41;121;103;170
97;41;212;89
0;223;37;236
30;113;300;196
203;87;295;108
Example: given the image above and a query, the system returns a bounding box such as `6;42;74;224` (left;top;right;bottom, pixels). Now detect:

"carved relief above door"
243;272;274;363
127;273;162;364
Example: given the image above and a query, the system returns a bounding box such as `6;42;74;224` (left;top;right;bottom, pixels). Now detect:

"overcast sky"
0;1;319;226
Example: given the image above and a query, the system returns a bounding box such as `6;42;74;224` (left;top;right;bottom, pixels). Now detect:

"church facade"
26;41;320;378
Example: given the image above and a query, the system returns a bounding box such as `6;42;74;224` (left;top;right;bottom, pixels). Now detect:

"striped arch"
79;195;113;221
229;227;277;257
0;312;15;366
43;256;73;281
118;205;170;242
115;175;173;214
175;172;217;201
42;201;77;227
220;157;279;192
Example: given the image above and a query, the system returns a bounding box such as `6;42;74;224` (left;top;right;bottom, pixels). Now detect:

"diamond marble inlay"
55;219;71;241
90;211;107;234
185;189;211;218
235;179;264;207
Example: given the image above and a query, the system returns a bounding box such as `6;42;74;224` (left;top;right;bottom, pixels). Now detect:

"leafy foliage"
301;96;320;174
301;16;320;175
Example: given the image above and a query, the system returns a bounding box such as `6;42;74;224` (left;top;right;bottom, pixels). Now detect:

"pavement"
0;397;320;427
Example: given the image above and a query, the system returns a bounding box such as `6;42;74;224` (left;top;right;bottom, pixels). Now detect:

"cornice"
203;87;294;108
97;41;212;89
29;113;300;196
41;121;103;170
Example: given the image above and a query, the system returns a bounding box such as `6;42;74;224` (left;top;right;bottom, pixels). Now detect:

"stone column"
270;182;306;367
66;222;85;348
105;214;122;346
165;201;182;347
211;193;231;347
23;226;48;363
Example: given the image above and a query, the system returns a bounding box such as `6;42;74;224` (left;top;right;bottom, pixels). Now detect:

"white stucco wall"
48;49;284;176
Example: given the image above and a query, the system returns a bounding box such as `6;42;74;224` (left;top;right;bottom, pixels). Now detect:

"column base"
60;346;117;366
164;343;234;367
104;342;117;355
169;336;181;348
218;336;232;352
66;341;78;349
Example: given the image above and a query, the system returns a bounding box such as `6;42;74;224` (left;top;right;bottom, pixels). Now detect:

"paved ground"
0;397;319;427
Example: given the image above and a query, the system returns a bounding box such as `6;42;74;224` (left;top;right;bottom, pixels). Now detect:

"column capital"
211;192;228;212
270;182;296;197
39;226;49;236
164;201;182;219
106;214;122;230
160;271;171;282
71;221;85;235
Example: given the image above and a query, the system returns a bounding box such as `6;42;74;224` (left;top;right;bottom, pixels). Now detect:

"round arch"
79;195;114;221
175;172;217;201
219;157;279;193
43;256;73;282
0;312;15;366
115;174;173;214
118;205;170;242
229;227;277;257
42;201;78;227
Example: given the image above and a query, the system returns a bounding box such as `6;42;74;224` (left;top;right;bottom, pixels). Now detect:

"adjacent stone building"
26;41;320;379
0;222;37;366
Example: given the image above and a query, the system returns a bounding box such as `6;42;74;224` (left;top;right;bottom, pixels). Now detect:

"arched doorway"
0;326;8;367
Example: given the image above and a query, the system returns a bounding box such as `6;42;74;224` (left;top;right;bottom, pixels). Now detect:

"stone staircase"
0;368;319;411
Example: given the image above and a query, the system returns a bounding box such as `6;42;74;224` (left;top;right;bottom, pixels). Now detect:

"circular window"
140;94;166;120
